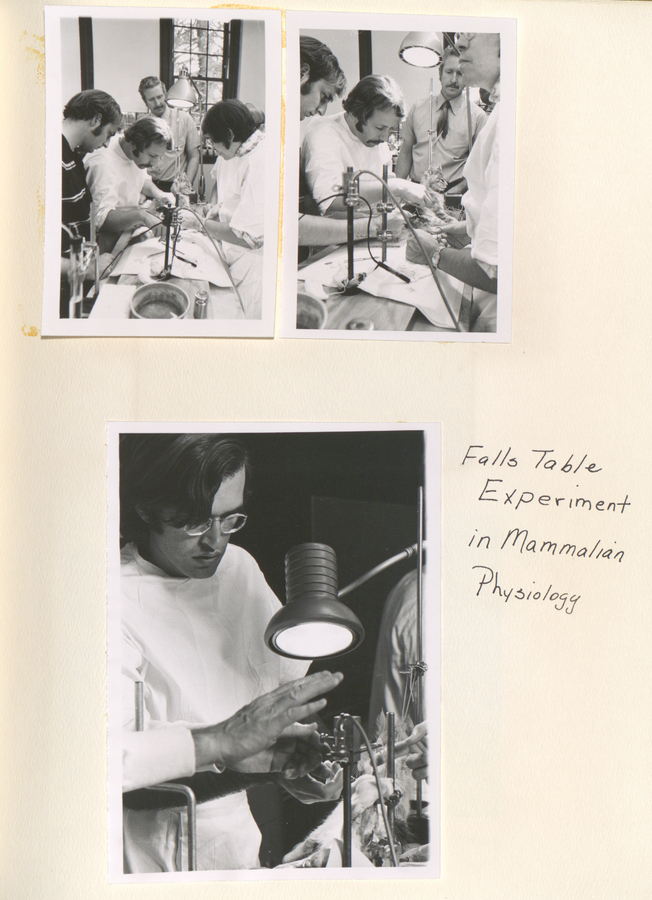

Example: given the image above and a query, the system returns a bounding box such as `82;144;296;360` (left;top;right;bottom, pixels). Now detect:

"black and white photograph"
281;12;515;341
107;423;440;881
43;6;281;337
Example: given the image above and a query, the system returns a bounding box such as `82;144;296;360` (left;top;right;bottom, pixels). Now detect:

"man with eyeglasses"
119;433;342;872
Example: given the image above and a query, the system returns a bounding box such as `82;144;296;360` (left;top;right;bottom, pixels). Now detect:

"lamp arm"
337;540;426;600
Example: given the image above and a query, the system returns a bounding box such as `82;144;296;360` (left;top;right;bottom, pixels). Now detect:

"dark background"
226;429;426;864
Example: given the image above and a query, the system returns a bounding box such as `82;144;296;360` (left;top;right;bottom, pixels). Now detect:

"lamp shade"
166;69;198;109
398;32;443;67
265;543;365;660
265;596;365;659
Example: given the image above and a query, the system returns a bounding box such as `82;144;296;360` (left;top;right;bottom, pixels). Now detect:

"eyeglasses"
454;33;474;46
183;513;247;537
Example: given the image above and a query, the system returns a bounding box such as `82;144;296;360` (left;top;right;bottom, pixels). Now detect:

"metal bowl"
296;292;328;330
129;283;190;319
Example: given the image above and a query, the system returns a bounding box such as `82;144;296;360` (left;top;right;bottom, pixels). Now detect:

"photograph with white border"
108;421;440;881
281;12;515;341
43;6;281;337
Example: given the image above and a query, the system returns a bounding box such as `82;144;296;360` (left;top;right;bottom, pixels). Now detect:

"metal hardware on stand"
133;681;197;870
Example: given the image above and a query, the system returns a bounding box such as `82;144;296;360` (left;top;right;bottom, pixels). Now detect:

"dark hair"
342;76;405;127
120;433;250;544
245;102;265;128
63;90;122;127
439;47;460;74
138;75;164;102
300;35;346;97
123;116;173;153
202;100;257;148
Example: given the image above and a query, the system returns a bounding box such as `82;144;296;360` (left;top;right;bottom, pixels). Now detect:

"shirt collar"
437;92;464;113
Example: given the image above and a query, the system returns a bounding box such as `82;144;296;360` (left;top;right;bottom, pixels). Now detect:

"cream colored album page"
2;1;650;899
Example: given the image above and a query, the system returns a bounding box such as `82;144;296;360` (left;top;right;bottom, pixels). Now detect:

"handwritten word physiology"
472;566;579;614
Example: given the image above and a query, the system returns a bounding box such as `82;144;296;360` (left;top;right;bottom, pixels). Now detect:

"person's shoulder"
304;112;343;141
120;542;140;572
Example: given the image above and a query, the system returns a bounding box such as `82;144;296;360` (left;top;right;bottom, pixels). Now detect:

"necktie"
436;100;451;140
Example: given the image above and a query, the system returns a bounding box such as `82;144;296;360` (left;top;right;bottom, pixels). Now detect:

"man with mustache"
85;116;176;245
138;75;201;193
301;75;430;217
406;32;501;331
395;48;486;195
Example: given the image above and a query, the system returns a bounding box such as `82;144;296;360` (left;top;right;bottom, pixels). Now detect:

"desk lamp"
265;486;426;666
398;32;443;68
166;66;206;201
265;488;428;866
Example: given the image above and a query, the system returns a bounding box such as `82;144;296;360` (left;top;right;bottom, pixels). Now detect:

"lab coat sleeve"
85;156;120;230
228;146;265;247
469;137;498;270
122;727;196;791
301;126;348;211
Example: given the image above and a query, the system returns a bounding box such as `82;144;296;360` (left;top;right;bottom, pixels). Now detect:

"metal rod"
381;163;389;264
428;78;434;173
351;169;463;331
386;712;396;843
338;541;426;600
346;167;355;283
133;682;197;871
342;757;352;866
149;783;197;871
465;86;473;155
135;681;144;732
416;486;425;817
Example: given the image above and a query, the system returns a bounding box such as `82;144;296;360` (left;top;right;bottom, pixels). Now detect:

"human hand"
372;209;406;241
392;178;430;209
204;203;222;221
176;208;203;231
157;191;176;207
278;759;344;804
233;722;326;779
405;230;442;265
192;671;343;773
96;252;116;279
396;720;428;782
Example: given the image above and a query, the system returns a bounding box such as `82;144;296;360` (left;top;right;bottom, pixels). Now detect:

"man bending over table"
85;116;176;250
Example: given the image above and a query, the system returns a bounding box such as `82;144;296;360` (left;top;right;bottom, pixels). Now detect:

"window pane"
207;81;224;105
174;26;190;52
207;56;223;79
173;51;191;74
195;28;208;55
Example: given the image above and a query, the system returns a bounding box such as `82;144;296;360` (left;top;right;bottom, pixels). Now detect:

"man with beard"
85;116;176;245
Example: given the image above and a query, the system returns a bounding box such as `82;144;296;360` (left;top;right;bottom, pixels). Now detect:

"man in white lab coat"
119;433;342;872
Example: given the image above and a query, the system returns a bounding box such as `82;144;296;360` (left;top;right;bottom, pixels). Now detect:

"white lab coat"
209;131;265;319
121;542;308;872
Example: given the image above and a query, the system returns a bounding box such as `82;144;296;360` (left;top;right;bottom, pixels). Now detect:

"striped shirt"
61;135;91;256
